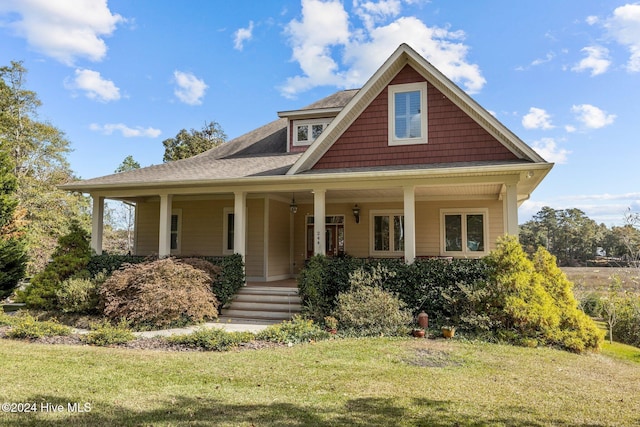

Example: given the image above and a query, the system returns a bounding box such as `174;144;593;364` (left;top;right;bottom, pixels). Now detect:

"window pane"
227;213;234;251
466;214;484;251
171;214;178;250
393;215;404;251
394;91;421;139
297;125;308;142
312;124;324;140
445;215;462;251
374;215;390;251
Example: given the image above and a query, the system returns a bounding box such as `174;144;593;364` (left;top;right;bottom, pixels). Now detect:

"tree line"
519;206;640;266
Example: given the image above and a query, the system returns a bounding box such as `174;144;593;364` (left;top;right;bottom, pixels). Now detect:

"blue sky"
1;0;639;226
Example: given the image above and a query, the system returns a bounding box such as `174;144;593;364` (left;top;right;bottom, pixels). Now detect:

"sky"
0;0;639;226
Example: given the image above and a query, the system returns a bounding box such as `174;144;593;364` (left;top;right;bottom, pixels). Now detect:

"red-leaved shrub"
100;258;218;329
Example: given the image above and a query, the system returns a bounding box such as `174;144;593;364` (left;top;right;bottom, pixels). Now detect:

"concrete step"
221;285;302;321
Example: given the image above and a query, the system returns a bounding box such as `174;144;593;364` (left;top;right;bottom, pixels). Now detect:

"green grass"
1;338;639;426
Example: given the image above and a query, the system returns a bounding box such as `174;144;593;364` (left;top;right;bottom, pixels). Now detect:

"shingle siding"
312;64;518;170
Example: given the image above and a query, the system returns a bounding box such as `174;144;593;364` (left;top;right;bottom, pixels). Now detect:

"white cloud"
605;3;640;72
571;104;616;129
173;71;208;105
65;68;120;102
522;107;554;130
0;0;124;65
586;15;599;25
531;138;570;164
90;123;161;138
280;0;485;98
233;20;254;51
572;46;611;76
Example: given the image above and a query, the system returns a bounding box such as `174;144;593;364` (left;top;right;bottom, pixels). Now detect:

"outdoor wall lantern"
352;204;360;224
290;196;298;214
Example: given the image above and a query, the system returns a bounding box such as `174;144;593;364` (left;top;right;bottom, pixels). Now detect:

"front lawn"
1;338;639;426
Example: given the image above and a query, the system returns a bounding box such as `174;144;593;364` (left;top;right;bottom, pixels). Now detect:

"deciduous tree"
162;121;226;162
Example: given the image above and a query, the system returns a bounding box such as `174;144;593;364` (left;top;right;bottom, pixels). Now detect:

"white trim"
388;82;428;146
440;208;489;257
369;209;405;257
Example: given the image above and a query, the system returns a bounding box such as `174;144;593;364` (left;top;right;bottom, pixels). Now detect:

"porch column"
403;186;416;264
158;193;173;258
234;191;247;262
504;183;519;236
313;189;326;255
90;194;104;255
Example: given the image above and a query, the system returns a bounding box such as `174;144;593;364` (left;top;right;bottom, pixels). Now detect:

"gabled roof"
287;43;547;175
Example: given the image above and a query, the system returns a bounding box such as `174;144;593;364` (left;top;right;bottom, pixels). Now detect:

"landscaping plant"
99;258;219;329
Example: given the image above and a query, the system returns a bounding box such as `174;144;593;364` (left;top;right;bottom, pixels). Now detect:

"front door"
306;215;345;258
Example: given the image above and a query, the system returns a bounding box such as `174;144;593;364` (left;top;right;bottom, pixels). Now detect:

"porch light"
352;204;360;224
290;197;298;214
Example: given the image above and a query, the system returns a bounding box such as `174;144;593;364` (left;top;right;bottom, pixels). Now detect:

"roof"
62;44;550;193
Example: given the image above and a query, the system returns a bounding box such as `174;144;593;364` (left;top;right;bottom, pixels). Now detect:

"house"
62;44;552;282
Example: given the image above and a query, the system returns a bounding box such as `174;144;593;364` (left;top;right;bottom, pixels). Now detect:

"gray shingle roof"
62;89;359;191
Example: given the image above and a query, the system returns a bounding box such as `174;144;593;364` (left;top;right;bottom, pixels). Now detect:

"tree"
105;155;141;253
0;61;88;273
162;121;226;162
0;149;27;299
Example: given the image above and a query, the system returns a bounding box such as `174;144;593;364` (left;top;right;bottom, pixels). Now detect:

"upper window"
388;82;428;146
370;211;404;256
293;119;332;146
441;209;488;256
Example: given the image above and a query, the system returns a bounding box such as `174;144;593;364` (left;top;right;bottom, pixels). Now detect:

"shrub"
0;311;17;326
332;267;413;337
7;314;71;339
485;236;603;352
81;319;135;346
612;295;640;347
99;258;219;329
56;274;104;314
212;254;245;306
256;316;330;344
16;220;91;310
86;254;147;277
168;328;254;351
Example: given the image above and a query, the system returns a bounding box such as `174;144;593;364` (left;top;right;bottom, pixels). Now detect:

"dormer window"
293;118;332;146
388;82;428;146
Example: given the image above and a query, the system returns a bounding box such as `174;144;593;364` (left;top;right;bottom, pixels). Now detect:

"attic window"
293;118;332;146
388;82;428;146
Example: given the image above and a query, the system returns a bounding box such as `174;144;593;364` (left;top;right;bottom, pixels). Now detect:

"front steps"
221;285;301;322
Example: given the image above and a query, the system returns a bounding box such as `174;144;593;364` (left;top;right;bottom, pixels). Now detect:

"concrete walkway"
132;316;278;338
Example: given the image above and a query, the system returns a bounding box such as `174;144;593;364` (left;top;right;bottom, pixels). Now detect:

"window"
441;209;488;256
170;209;182;254
223;208;234;254
293;119;332;146
388;82;427;146
371;211;404;256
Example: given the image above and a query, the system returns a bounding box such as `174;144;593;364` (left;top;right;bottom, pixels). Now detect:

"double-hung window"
293;119;332;146
388;82;428;146
441;209;488;256
170;209;182;254
223;208;234;255
371;211;404;256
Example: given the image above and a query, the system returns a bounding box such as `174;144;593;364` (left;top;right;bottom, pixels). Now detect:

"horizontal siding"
245;198;265;279
312;64;517;170
268;199;291;278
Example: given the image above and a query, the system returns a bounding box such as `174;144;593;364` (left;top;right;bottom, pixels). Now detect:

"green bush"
612;295;640;347
6;314;71;339
56;274;104;314
16;220;91;310
81;319;135;346
86;254;148;277
256;316;330;344
100;258;219;330
332;266;412;337
0;311;17;326
168;328;254;351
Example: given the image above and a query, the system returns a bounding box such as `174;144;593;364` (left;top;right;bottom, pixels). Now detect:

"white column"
504;183;519;236
313;189;326;256
158;194;173;258
234;191;247;262
91;195;104;255
403;186;416;264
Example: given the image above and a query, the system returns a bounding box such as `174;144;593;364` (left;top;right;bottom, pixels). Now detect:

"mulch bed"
0;325;284;352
